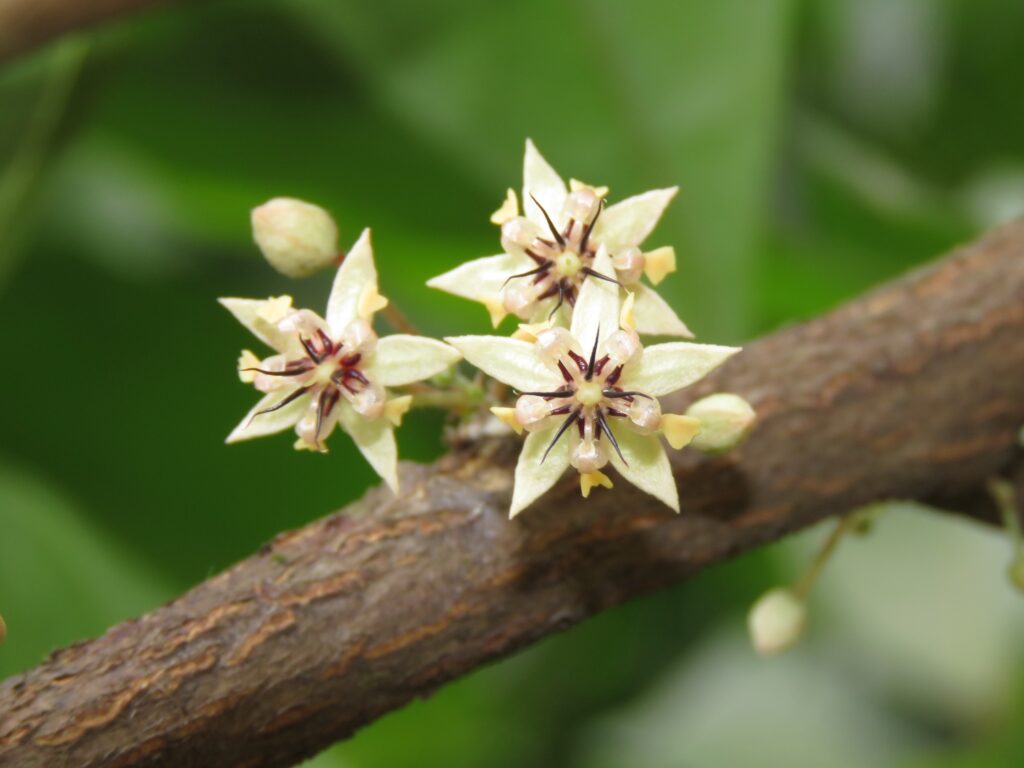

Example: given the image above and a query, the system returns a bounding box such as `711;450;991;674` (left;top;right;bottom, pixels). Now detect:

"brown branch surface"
0;0;170;63
1;221;1023;767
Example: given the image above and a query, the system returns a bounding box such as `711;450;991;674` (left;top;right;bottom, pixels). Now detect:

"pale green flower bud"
252;197;339;278
686;393;755;453
748;588;806;656
0;612;6;644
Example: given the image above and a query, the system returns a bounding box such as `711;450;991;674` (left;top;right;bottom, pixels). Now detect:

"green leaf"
0;462;170;678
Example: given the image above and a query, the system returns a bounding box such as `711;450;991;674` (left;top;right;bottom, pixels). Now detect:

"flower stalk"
988;477;1024;591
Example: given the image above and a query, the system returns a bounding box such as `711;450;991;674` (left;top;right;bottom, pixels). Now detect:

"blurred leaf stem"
0;37;88;291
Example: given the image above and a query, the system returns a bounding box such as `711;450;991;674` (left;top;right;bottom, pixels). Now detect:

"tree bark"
1;220;1023;767
0;0;171;63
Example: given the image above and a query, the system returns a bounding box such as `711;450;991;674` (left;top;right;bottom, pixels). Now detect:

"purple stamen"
542;409;580;463
530;194;566;246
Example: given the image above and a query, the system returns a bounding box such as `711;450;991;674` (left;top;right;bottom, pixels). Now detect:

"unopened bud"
748;588;806;656
252;197;339;278
0;612;6;644
686;393;755;453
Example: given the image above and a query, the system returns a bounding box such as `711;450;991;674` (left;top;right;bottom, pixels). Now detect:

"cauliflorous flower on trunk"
221;229;461;493
428;139;692;336
446;250;739;517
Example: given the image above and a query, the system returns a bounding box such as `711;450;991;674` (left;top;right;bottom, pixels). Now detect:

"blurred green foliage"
1;1;1024;766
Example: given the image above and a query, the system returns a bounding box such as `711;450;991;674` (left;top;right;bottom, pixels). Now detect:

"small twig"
381;302;421;336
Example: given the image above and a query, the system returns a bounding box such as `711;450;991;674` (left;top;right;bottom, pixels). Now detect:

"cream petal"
593;187;678;252
570;245;620;343
226;389;310;443
627;342;741;397
218;297;294;352
373;335;462;387
338;403;399;493
445;335;561;392
522;139;568;231
427;253;526;304
607;427;679;512
631;283;694;338
510;424;572;518
326;228;378;335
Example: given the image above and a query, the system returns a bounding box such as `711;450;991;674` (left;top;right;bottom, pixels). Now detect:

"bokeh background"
3;1;1024;766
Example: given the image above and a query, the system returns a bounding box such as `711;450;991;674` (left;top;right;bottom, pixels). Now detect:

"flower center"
516;329;659;473
577;381;603;406
556;250;582;278
500;196;619;320
246;316;384;449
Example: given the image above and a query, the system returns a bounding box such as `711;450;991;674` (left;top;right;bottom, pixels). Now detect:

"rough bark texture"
0;0;171;63
1;220;1023;767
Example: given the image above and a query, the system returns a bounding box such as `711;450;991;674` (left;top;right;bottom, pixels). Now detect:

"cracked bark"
1;219;1023;767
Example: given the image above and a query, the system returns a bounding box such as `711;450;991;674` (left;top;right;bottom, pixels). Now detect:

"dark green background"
2;1;1024;766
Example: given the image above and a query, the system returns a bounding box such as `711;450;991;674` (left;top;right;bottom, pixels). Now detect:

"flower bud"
686;393;755;453
748;588;806;656
612;247;646;285
0;612;6;645
252;198;339;278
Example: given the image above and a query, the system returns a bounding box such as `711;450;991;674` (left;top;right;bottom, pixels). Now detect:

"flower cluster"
223;141;754;517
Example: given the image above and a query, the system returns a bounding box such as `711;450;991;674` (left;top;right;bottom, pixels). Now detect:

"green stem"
404;371;487;414
792;513;857;600
381;302;421;336
410;388;480;412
